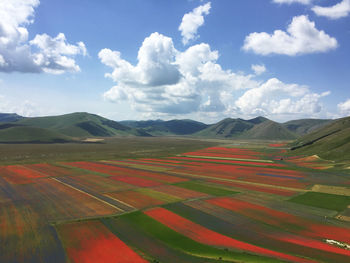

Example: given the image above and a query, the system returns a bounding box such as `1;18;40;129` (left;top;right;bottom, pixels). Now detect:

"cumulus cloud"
243;15;338;56
179;2;211;45
235;78;330;118
338;98;350;116
30;33;87;74
251;64;266;75
99;32;330;120
99;32;258;115
312;0;350;20
272;0;312;4
0;0;86;74
0;95;38;117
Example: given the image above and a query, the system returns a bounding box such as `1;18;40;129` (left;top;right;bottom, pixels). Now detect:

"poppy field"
1;142;350;262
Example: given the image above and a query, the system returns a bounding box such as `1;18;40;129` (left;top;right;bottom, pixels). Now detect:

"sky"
0;0;349;123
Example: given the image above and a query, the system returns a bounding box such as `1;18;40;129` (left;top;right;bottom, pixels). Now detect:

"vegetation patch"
288;192;350;212
112;212;285;263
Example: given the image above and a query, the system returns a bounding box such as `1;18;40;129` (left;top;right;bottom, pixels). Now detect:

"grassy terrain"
0;126;74;143
121;119;208;136
195;117;297;140
290;116;350;162
288;192;350;212
240;120;297;140
195;118;255;138
282;119;331;136
0;137;218;165
104;212;285;263
173;181;239;196
17;112;149;137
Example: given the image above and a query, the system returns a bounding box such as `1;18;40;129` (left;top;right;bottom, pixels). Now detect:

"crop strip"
51;178;123;212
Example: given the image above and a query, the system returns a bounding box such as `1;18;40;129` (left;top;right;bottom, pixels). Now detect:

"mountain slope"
121;119;208;136
17;112;150;137
195;117;261;138
290;116;350;161
0;113;24;123
239;120;297;140
0;125;74;143
283;119;331;135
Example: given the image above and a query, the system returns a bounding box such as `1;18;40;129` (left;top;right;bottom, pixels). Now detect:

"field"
1;139;350;262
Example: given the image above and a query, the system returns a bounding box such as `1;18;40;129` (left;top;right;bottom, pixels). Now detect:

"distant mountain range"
0;112;150;143
0;112;337;144
0;113;24;123
120;119;208;136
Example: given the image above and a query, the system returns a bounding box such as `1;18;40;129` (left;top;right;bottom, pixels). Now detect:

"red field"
145;207;316;263
207;197;350;245
56;220;147;263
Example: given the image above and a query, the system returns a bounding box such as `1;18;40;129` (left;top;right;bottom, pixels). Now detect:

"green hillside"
239;120;297;140
283;119;331;135
17;112;150;138
195;117;297;140
290;116;350;161
195;118;254;138
121;119;208;136
0;125;73;143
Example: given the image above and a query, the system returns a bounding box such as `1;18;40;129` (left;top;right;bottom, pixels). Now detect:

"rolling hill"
120;119;208;136
193;116;296;140
290;116;350;161
0;111;344;144
283;119;331;135
240;120;298;140
194;118;255;138
17;112;150;138
0;124;73;143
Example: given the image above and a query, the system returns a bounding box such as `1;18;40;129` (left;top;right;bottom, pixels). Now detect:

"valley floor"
1;139;350;263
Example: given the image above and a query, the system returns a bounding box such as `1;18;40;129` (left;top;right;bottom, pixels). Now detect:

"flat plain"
1;138;350;263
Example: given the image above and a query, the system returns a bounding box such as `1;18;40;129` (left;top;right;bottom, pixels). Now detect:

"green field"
0;137;217;165
288;192;350;212
104;212;284;263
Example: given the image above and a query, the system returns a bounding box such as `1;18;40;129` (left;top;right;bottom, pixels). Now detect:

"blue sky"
0;0;349;123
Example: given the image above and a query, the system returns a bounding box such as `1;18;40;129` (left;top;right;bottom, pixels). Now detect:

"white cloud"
100;32;330;120
338;98;350;116
0;0;86;74
0;95;38;117
30;33;87;74
272;0;312;4
99;32;258;115
179;2;211;45
235;78;330;118
312;0;350;20
251;64;266;75
243;15;338;56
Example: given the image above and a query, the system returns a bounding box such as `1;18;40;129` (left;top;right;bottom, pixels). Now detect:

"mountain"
290;116;350;161
247;116;269;125
195;118;254;138
0;124;73;143
194;117;297;140
0;113;24;123
120;119;208;136
283;119;331;135
17;112;150;138
240;120;298;140
0;111;340;144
